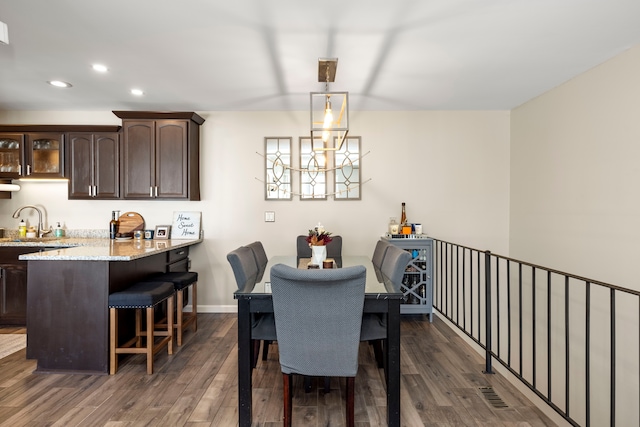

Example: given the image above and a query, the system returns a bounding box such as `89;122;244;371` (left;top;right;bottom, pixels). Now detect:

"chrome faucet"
12;205;53;238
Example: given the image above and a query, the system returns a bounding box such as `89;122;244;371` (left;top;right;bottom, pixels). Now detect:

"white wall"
511;45;640;426
511;45;640;289
0;109;511;311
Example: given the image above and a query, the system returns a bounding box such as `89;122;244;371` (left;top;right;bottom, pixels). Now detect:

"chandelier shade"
310;58;349;151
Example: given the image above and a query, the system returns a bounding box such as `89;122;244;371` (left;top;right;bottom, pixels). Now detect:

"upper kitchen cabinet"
67;132;120;199
0;129;64;179
114;111;205;200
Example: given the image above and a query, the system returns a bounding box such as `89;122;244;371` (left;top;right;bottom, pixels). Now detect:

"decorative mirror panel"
299;137;327;200
264;137;292;200
333;136;361;200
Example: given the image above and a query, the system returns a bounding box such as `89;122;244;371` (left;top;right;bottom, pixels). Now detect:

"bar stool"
109;281;175;375
142;271;198;346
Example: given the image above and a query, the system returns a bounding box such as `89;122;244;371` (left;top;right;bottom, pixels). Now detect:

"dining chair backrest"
296;235;311;258
226;246;259;291
270;263;366;377
380;246;412;292
244;241;268;283
326;235;342;259
371;240;392;270
296;235;343;260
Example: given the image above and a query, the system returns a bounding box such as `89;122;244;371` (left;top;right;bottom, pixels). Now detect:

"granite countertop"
2;237;202;261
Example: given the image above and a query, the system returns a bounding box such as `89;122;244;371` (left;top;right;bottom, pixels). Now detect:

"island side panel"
26;253;167;374
27;260;110;373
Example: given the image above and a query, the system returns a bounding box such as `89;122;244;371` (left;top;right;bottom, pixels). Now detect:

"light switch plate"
265;211;275;222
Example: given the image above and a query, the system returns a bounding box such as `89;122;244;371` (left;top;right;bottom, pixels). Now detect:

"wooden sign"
170;211;202;239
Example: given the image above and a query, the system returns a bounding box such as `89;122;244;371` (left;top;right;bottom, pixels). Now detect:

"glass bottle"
400;202;407;225
109;211;118;239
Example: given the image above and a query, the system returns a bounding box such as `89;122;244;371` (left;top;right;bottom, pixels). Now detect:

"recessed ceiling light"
47;80;72;88
130;88;144;96
92;63;108;72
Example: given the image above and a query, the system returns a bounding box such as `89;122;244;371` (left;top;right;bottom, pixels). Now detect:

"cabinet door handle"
18;164;22;176
89;185;93;196
27;165;31;175
149;187;154;197
177;250;185;256
155;186;158;197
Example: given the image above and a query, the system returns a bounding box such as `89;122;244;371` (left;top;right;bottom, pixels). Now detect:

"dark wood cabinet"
67;132;120;199
0;247;38;326
0;133;25;179
167;246;190;272
115;111;204;200
0;131;64;179
0;263;27;325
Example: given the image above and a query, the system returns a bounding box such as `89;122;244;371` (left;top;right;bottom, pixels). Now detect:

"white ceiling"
1;0;639;112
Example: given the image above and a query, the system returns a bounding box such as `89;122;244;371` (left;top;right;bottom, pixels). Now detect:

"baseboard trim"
184;304;237;313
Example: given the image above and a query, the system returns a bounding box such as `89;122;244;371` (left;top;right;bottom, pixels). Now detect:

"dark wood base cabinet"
0;247;48;326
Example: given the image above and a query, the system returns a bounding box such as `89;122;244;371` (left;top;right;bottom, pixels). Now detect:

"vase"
311;245;327;266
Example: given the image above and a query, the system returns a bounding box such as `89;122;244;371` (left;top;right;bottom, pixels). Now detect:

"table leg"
238;298;252;427
386;298;401;427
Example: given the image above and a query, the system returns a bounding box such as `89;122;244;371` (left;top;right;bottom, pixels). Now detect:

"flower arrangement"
306;227;333;246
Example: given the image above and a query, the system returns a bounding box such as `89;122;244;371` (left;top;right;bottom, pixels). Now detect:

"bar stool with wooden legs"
142;271;198;346
109;281;175;375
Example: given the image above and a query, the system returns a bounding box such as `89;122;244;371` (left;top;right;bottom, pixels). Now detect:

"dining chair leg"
262;340;270;360
251;340;261;368
283;373;293;427
372;340;384;369
346;376;355;427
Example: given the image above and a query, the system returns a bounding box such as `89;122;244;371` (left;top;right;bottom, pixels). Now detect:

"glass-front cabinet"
0;132;64;178
0;134;24;177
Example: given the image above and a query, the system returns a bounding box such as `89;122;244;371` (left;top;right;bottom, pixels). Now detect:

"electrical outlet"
265;211;275;222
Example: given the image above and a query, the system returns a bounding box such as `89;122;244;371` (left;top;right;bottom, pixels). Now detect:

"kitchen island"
18;237;202;374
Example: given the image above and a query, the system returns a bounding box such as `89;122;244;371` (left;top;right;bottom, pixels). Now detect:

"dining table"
234;255;402;427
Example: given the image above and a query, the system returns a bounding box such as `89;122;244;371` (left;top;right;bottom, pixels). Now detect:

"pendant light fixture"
310;58;349;151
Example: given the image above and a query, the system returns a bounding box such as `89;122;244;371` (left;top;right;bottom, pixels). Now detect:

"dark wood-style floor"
0;314;557;426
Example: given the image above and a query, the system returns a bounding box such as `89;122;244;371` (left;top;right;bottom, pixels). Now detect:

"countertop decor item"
117;212;144;235
306;225;332;247
307;224;332;267
311;245;327;266
154;225;170;240
170;211;201;239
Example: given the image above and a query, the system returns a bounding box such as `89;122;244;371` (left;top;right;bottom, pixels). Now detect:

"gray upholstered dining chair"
371;240;392;269
360;245;411;368
380;245;411;290
244;241;268;283
371;239;392;281
243;241;273;361
227;246;277;367
270;263;366;427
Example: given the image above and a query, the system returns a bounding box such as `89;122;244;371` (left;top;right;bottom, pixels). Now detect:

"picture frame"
171;211;202;239
154;225;171;240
